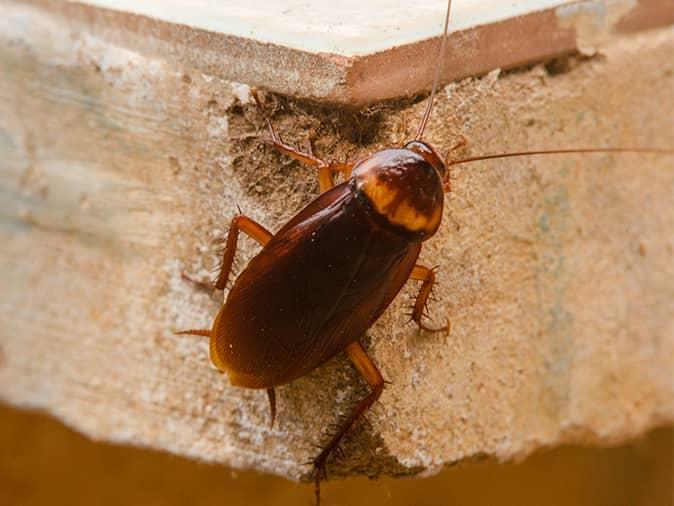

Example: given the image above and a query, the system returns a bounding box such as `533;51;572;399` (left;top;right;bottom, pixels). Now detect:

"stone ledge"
0;0;672;481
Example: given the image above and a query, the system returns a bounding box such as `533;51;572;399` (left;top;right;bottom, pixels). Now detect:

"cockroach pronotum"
177;0;672;503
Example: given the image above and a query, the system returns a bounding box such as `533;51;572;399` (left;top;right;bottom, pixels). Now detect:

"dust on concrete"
224;91;422;225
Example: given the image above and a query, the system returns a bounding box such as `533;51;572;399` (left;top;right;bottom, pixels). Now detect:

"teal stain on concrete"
534;176;576;422
0;128;17;152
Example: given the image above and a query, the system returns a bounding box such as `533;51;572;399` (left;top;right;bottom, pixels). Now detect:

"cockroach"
177;0;672;503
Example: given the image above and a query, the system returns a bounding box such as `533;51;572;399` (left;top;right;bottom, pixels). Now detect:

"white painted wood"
68;0;598;56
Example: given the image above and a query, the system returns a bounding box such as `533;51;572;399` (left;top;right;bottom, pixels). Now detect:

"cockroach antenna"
416;0;452;141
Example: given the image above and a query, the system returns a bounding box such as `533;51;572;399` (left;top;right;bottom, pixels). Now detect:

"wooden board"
20;0;674;104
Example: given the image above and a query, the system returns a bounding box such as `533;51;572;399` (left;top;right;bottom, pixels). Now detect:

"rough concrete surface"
0;1;673;481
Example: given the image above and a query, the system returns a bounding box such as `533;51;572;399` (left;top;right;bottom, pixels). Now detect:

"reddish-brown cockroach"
177;0;671;502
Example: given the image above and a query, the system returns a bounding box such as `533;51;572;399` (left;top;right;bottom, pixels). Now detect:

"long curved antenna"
446;147;674;167
416;0;452;141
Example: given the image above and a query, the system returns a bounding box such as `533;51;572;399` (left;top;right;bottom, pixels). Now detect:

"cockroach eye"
404;140;448;179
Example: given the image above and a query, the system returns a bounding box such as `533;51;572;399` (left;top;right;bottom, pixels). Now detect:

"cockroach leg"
180;272;215;293
441;135;467;193
408;265;450;334
266;387;277;428
319;160;355;192
174;329;211;338
214;214;272;290
311;341;384;493
181;214;271;292
251;90;326;165
251;89;352;194
446;135;468;156
329;161;355;182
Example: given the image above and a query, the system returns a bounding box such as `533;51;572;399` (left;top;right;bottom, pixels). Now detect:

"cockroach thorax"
351;145;445;240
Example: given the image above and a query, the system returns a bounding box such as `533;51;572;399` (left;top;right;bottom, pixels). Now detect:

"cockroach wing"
213;182;421;389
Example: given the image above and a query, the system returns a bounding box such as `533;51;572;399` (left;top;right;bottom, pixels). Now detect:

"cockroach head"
352;143;445;241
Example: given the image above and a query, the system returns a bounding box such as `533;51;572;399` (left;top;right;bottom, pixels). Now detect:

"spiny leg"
409;265;450;333
214;214;272;290
183;214;271;292
312;341;385;501
251;89;353;193
266;388;276;428
174;329;211;338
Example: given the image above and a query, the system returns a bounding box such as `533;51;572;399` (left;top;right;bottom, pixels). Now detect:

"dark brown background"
1;404;671;506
